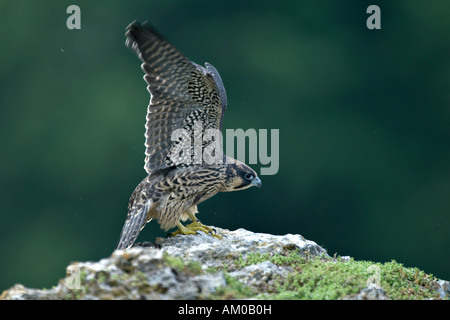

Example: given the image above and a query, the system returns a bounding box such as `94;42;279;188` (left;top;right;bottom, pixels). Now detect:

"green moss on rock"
233;251;443;300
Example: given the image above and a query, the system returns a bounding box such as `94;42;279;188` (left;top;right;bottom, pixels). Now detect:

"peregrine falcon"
116;21;261;250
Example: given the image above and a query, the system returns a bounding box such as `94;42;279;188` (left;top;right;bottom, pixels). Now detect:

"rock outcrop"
1;228;448;300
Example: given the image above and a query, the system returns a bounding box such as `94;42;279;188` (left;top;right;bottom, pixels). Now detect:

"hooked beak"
251;177;262;188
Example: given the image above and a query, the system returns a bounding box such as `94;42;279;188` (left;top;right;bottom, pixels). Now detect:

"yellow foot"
170;221;223;239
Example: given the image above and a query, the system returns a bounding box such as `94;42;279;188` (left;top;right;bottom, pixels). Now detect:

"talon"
168;221;223;239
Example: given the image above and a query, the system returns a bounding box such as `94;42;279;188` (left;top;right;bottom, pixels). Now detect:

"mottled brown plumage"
116;21;260;250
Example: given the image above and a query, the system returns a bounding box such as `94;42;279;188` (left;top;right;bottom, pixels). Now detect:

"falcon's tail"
115;201;152;250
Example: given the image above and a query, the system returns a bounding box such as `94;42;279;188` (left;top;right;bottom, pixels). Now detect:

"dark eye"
244;173;253;180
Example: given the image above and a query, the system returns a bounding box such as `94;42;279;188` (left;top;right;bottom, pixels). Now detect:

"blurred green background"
1;0;449;291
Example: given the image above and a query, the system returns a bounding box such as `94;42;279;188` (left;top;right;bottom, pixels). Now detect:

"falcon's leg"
185;210;222;238
170;222;199;237
170;213;222;239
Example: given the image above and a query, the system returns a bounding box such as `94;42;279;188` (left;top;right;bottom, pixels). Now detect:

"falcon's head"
223;159;261;191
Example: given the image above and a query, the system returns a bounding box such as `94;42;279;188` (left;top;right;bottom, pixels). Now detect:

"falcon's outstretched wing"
125;21;228;174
